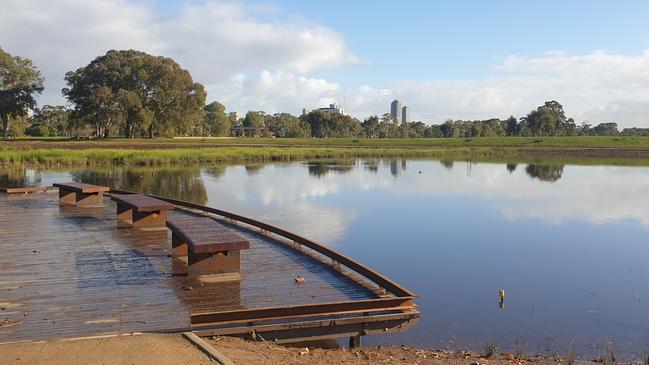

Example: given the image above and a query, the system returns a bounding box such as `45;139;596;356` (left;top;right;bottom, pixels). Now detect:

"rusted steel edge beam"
191;297;415;326
182;332;237;365
191;310;420;341
108;189;416;298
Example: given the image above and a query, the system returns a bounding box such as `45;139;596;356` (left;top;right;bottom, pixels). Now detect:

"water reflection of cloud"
203;161;649;244
350;161;649;227
201;165;358;244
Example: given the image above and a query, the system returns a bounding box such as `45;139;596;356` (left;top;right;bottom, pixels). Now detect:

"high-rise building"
401;106;410;124
390;99;401;122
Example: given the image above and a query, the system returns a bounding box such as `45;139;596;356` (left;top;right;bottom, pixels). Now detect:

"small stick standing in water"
499;289;505;309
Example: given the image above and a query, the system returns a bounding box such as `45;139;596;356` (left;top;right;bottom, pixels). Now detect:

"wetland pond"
4;159;649;359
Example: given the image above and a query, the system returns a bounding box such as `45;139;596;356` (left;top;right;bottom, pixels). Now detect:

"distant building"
390;99;401;123
303;103;346;116
401;106;410;124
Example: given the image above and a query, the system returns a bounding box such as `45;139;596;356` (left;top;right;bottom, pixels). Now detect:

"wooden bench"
167;216;250;277
0;186;51;194
53;182;110;207
110;194;175;230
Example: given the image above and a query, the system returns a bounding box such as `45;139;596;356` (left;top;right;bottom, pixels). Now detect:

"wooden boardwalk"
0;192;379;343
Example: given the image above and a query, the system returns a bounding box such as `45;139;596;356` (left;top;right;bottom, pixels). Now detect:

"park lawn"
0;136;649;149
4;136;649;149
2;136;649;166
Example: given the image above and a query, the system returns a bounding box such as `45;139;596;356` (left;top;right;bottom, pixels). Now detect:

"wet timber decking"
0;192;376;343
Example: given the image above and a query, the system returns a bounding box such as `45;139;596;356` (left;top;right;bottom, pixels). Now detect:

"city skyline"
2;1;649;127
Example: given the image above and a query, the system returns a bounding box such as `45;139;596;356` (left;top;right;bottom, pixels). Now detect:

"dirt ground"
0;333;604;365
0;333;212;365
210;336;576;365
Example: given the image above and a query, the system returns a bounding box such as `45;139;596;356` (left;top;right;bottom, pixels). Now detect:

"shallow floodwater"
4;159;649;358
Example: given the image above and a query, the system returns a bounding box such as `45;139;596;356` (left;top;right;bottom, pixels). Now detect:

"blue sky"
277;0;649;80
2;0;649;126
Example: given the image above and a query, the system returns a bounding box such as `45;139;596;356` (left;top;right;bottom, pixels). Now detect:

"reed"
0;146;514;167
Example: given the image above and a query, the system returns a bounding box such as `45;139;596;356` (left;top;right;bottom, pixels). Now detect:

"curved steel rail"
110;189;416;299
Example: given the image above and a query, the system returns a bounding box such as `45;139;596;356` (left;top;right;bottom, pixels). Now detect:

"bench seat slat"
111;194;175;212
53;182;109;193
167;217;250;254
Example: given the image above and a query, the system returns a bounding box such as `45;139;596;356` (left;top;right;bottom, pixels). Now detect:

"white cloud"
343;50;649;126
204;50;649;127
206;70;341;114
2;1;649;127
0;0;357;107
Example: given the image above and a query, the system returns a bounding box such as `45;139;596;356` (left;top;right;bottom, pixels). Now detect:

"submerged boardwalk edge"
0;186;419;346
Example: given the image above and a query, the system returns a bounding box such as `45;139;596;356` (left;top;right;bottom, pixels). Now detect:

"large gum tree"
0;48;44;139
63;49;206;138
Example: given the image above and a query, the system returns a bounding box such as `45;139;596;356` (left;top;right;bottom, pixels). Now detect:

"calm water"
4;159;649;358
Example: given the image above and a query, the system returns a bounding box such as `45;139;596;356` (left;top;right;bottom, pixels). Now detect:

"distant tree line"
2;47;649;139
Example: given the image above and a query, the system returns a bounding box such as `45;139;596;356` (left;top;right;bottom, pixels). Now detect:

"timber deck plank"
0;192;375;343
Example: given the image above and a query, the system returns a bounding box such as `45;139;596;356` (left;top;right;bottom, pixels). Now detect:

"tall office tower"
390;99;401;122
401;106;410;124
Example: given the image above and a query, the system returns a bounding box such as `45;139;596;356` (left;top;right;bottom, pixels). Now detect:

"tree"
362;116;379;138
590;122;619;136
243;111;266;137
301;110;361;138
203;101;231;136
505;116;518;136
440;120;456;138
63;49;206;138
28;105;70;136
265;113;309;138
525;100;568;136
0;48;44;138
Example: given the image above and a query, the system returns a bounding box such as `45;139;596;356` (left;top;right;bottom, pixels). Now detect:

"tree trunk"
2;113;9;139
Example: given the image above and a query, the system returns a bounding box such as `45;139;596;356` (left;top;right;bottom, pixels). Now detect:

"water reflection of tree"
440;160;454;170
0;166;41;187
525;164;565;182
71;167;207;204
244;164;265;176
362;159;379;174
389;160;407;177
506;164;517;173
307;161;355;178
205;165;227;179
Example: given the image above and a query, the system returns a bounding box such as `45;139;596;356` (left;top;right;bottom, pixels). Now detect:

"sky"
1;0;649;127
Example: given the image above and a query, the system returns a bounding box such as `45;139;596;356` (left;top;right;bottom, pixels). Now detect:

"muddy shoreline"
0;334;633;365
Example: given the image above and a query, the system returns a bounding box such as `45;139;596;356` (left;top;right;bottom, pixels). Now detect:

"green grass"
2;136;649;167
5;136;649;148
0;146;513;166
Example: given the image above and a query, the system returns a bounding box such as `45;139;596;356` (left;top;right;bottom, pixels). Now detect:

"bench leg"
171;233;188;257
116;202;133;228
188;250;241;276
59;189;103;207
171;233;189;276
133;209;168;230
58;188;76;206
76;192;103;208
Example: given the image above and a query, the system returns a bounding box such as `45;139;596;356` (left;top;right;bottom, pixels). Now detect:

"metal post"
349;335;361;348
